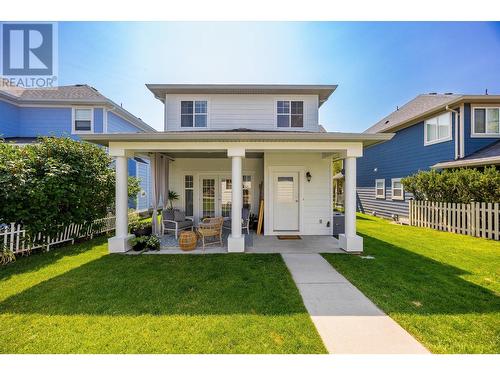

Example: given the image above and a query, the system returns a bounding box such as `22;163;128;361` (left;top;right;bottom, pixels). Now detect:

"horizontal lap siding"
107;111;141;132
0;100;19;137
166;94;319;132
357;187;410;219
18;107;73;138
136;159;151;211
463;103;500;156
357;120;454;219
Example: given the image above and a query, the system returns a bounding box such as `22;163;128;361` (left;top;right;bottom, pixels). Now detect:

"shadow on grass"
0;253;307;316
323;234;500;316
0;236;108;282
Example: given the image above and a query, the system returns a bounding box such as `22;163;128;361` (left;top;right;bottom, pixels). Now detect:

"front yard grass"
323;214;500;354
0;237;326;354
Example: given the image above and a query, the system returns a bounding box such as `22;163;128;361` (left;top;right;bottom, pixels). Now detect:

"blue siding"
0;100;19;137
463;103;500;156
136;159;151;211
127;158;137;210
357;120;455;187
18;107;74;138
357;120;455;219
93;108;104;133
108;111;141;132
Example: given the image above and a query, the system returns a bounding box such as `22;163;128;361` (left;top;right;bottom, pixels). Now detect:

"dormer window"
72;108;93;133
277;100;303;128
181;100;207;128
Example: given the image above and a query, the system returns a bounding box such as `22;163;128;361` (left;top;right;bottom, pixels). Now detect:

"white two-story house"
83;84;392;253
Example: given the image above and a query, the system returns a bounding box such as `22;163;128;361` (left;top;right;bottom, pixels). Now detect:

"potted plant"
129;213;152;237
167;191;180;210
130;236;149;251
146;234;161;251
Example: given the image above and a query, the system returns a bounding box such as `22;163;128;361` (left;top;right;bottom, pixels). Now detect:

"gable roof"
146;84;337;107
364;94;461;134
432;140;500;169
0;84;156;132
365;93;500;134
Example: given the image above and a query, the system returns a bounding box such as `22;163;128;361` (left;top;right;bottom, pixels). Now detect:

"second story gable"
0;85;155;139
146;84;337;132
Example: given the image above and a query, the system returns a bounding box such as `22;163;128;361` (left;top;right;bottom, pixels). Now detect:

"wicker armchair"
197;217;224;251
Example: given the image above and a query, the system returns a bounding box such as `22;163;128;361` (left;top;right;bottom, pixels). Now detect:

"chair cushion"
174;210;186;222
163;209;175;221
177;220;193;229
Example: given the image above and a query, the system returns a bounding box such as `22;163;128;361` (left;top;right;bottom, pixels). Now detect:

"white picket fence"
409;200;500;240
0;214;118;254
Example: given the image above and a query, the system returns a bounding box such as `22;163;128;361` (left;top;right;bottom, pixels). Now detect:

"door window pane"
277;177;294;202
202;178;215;218
221;178;232;218
184;175;193;216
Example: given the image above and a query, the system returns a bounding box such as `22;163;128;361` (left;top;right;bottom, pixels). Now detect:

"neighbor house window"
73;108;93;133
375;179;385;199
184;175;194;216
181;100;207;128
424;112;451;145
277;100;303;128
473;107;500;136
391;178;404;200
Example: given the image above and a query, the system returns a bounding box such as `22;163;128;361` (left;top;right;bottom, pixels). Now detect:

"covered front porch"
82;131;392;254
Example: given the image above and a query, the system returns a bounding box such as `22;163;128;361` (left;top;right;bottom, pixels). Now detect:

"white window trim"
424;112;452;146
375;179;385;199
391;178;404;201
179;99;209;129
471;106;500;138
274;99;304;129
71;107;94;134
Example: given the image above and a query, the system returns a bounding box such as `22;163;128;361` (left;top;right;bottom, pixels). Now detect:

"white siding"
168;157;264;224
165;94;320;132
264;152;332;235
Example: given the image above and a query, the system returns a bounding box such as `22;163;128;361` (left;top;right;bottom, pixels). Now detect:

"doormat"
277;235;302;240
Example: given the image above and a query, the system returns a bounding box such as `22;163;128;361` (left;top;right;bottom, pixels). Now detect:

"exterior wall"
108;111;142;132
168;157;264;224
93;108;104;133
127;159;137;209
0;100;19;137
165;94;320;132
264;152;332;235
18;107;73;138
463;103;500;156
357;119;455;219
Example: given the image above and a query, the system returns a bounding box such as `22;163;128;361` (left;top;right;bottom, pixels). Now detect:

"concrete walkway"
282;253;429;354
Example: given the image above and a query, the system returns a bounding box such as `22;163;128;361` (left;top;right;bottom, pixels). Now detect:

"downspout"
446;105;459;160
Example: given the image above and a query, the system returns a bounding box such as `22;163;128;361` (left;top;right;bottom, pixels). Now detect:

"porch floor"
143;229;344;254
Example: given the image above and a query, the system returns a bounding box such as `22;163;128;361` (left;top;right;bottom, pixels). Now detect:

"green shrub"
401;167;500;203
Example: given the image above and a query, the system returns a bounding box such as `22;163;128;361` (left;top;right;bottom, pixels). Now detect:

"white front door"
273;172;299;231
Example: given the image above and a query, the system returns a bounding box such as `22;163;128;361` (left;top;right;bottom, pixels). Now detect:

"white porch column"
108;154;134;253
339;156;364;253
227;147;245;252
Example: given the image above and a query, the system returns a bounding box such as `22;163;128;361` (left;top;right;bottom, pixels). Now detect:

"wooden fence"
0;214;119;254
409;200;499;240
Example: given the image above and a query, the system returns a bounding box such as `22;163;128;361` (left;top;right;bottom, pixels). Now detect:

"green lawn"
0;237;326;354
323;214;500;354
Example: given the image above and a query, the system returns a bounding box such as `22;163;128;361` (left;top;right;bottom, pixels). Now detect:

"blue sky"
58;22;500;132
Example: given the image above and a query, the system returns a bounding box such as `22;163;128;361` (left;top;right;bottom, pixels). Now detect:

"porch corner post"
339;156;364;253
108;154;134;253
227;147;246;252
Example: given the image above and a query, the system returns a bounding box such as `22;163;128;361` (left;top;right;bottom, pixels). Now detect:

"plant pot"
132;242;147;252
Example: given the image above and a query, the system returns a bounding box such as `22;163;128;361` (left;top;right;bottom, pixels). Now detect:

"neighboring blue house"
0;84;156;211
357;93;500;219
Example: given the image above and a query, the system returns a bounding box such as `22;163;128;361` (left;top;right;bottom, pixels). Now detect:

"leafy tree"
401;167;500;203
0;137;138;242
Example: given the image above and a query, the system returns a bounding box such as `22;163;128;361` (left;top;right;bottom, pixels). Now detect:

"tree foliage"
401;167;500;203
0;137;116;240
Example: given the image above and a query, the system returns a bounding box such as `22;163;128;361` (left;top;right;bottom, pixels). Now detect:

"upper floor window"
73;108;93;133
472;107;500;137
277;100;303;128
181;100;207;128
424;112;451;145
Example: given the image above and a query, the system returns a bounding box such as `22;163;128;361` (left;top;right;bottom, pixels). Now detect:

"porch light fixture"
306;171;312;182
